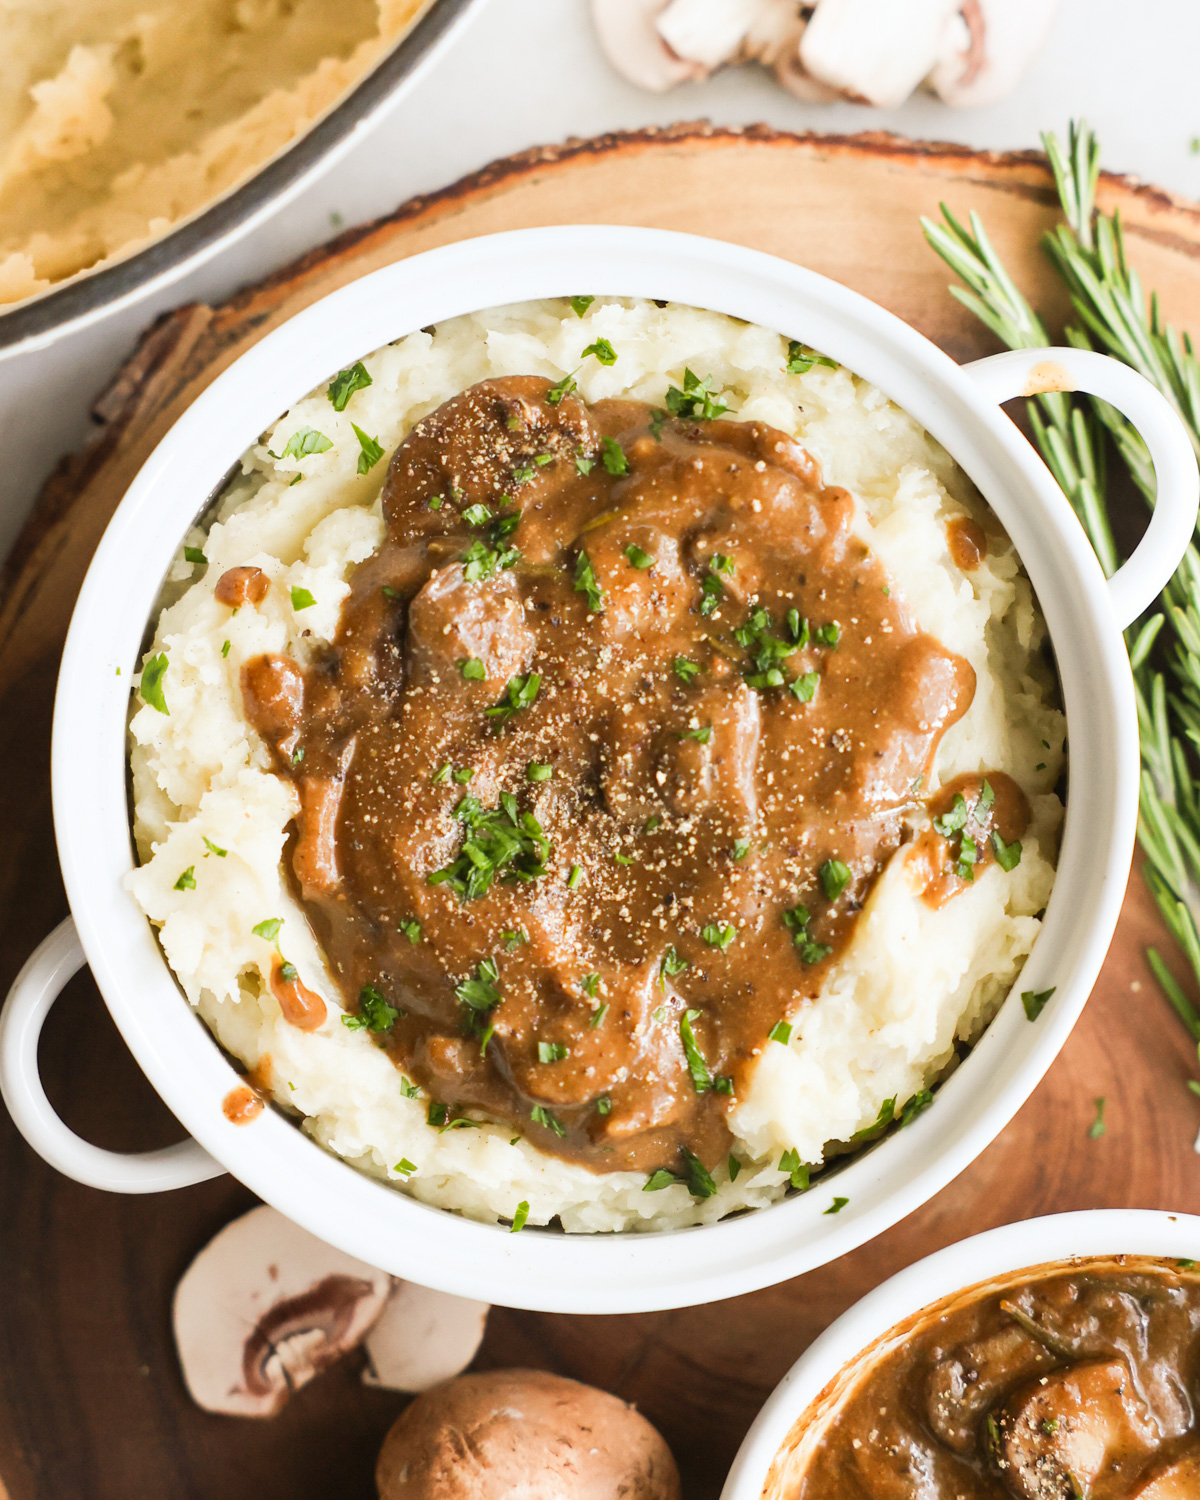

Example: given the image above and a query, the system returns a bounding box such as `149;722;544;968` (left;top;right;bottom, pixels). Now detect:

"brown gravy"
238;376;1020;1178
796;1260;1200;1499
948;516;988;571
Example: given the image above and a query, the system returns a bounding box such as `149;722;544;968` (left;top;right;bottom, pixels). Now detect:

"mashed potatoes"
0;0;430;304
127;298;1064;1232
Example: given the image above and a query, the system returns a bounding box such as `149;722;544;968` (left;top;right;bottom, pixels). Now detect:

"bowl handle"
0;918;223;1193
962;347;1198;631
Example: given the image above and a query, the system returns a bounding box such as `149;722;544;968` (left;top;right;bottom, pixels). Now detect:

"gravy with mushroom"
796;1259;1200;1500
240;376;1025;1177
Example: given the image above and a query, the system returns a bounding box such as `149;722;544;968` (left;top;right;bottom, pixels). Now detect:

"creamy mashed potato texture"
0;0;430;304
127;299;1064;1232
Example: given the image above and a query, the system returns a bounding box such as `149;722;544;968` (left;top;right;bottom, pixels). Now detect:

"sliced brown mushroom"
1131;1447;1200;1499
362;1281;490;1393
173;1204;390;1417
375;1369;682;1500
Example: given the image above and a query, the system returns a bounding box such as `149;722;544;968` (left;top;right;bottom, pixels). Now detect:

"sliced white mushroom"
590;0;707;92
173;1204;391;1417
738;1;842;102
799;0;963;107
927;0;1061;108
655;0;773;71
362;1281;490;1393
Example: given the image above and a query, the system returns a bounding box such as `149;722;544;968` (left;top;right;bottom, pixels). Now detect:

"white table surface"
1;0;1195;567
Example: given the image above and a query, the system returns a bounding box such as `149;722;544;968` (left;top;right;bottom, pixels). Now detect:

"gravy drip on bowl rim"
238;375;1024;1176
791;1255;1200;1500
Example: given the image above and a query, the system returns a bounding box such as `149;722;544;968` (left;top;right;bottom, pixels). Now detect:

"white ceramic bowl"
1;228;1195;1314
722;1208;1200;1499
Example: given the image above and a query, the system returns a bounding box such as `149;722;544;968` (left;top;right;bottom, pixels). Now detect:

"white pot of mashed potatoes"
0;0;482;351
722;1208;1200;1500
0;229;1194;1312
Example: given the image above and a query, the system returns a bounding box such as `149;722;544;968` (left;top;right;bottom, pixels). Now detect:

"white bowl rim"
45;225;1149;1312
721;1207;1200;1499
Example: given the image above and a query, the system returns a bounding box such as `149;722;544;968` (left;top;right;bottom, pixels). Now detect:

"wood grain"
3;123;1200;1500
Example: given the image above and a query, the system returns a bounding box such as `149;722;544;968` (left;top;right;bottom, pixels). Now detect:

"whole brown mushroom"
375;1369;682;1500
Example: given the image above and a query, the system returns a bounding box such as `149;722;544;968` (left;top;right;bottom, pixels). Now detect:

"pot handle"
0;917;222;1193
962;347;1198;631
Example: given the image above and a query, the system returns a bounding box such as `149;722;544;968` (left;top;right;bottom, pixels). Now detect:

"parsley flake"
1022;986;1056;1021
174;867;196;891
702;922;736;952
545;371;578;406
327;361;373;410
665;368;728;421
400;919;422;945
659;945;688;990
252;918;283;944
1089;1097;1106;1139
530;1104;566;1137
779;1149;809;1191
290;586;316;611
992;829;1023;871
460;657;486;681
428;793;551;900
352;424;384;474
673;655;700;683
600;436;628;476
140;654;169;714
485;671;540;722
625;542;654;569
644;1169;681;1192
570;295;594;318
681;1147;717;1199
343;981;398;1033
277;426;333;461
511;1200;530;1233
582;337;617;366
818;859;852;902
824;1196;849;1215
785;340;838;375
184;546;207;565
573;550;605;612
203;837;227;858
394;1157;417;1175
538;1040;569;1063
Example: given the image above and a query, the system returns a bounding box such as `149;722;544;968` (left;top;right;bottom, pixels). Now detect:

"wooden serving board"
4;124;1200;1500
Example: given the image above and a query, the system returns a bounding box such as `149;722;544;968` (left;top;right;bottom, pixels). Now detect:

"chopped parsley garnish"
140;653;169;714
1022;986;1056;1021
512;465;536;483
581;972;600;997
991;829;1023;871
625;542;653;569
956;835;978;882
486;671;541;722
978;779;995;810
665;368;728;421
343;981;398;1033
733;838;750;861
460;657;486;681
659;945;688;989
527;762;552;782
461;512;521;580
644;1169;680;1192
769;1020;792;1045
818;859;852;902
327;361;373;410
427;1102;448;1127
221;640;231;658
252;917;282;944
783;903;832;965
203;837;227;858
545;371;578;406
702;922;736;951
824;1196;849;1215
699;570;724;617
899;1089;933;1127
279;961;298;983
462;503;494;527
570;295;594;317
511;1200;530;1233
600;436;628;476
785;340;838;375
590;1003;609;1029
681;1148;716;1199
581;337;617;365
174;867;196;891
184;546;207;565
452;767;473;784
456;959;502;1052
428;793;551;900
290;586;316;611
673;655;700;683
277;426;332;461
613;851;636;866
353;428;384;474
734;607;814;693
933;794;969;838
399;1077;420;1098
680;724;712;745
728;1155;741;1181
574;447;595;476
538;1040;569;1063
779;1149;809;1191
534;452;553;467
813;621;841;648
1089;1097;1106;1139
394;1157;417;1175
649;408;668;440
573;550;605;612
500;928;527;950
567;863;583;890
440;1115;484;1133
680;1009;713;1092
432;763;451;783
400;919;422;944
644;815;662;833
530;1104;566;1137
291;746;305;766
596;1095;611;1115
850;1096;896;1143
790;673;819;703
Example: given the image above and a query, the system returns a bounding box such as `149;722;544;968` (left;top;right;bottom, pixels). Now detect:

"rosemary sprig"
924;121;1200;1073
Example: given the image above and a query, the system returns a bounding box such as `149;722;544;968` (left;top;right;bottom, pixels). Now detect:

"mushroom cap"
375;1368;682;1500
363;1281;490;1393
174;1204;391;1417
